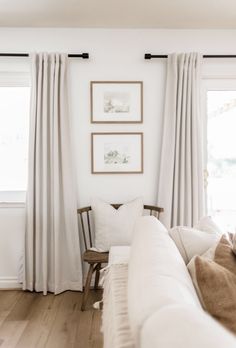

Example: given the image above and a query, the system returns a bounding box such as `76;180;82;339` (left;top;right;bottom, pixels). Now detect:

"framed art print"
90;81;143;123
91;132;143;174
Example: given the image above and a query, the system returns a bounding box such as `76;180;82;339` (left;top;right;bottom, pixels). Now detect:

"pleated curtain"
158;53;205;229
23;53;82;294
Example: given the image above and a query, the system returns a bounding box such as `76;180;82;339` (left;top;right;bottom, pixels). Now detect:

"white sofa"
102;216;236;348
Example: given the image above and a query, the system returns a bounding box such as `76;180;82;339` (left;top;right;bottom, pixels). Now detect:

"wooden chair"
78;204;164;310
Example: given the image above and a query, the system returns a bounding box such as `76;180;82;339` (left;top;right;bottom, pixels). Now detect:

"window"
203;79;236;230
0;73;30;203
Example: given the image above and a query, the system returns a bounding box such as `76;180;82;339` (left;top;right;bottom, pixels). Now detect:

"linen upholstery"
102;263;135;348
102;221;236;348
128;216;201;343
141;305;236;348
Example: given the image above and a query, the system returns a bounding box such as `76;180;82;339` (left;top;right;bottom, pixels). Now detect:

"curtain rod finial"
82;53;89;59
144;53;152;59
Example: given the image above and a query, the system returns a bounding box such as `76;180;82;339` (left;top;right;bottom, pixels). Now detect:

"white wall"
0;206;25;288
1;28;236;287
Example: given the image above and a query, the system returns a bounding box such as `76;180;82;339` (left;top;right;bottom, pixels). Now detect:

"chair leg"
81;264;94;311
94;263;101;290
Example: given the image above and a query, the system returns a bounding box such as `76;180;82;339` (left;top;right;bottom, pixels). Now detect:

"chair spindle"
80;213;88;250
86;211;93;248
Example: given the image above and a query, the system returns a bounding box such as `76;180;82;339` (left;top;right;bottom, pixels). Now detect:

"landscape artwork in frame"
91;81;143;123
91;133;143;174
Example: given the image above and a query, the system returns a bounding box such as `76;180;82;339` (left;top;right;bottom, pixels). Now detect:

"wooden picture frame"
91;132;143;174
90;81;143;124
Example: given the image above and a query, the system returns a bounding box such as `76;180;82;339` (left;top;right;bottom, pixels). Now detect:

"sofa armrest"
141;305;236;348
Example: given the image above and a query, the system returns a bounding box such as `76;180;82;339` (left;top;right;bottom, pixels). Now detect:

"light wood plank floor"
0;290;103;348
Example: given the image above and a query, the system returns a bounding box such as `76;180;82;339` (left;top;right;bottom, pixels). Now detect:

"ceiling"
0;0;236;28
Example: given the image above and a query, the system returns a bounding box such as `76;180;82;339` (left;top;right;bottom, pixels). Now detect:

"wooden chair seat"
78;203;164;310
83;250;109;264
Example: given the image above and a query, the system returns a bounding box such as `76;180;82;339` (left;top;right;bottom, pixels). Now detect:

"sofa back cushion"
128;216;201;343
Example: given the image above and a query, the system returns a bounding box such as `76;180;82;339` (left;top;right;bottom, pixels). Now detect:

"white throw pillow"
92;197;143;252
169;226;221;264
194;216;223;235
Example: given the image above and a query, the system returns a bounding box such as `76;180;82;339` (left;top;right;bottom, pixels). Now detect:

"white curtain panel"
23;53;82;295
158;53;204;229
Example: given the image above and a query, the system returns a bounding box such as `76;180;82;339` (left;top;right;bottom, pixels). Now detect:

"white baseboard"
0;275;100;290
0;277;22;289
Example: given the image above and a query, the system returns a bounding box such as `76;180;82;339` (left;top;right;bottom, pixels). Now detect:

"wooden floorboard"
0;290;103;348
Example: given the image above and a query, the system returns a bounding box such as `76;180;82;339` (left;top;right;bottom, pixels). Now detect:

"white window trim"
0;202;25;209
0;191;27;205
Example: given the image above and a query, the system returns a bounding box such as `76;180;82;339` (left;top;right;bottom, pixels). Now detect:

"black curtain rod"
145;54;236;59
0;53;89;59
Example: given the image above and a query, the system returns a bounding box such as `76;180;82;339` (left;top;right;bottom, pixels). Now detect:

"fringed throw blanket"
102;264;135;348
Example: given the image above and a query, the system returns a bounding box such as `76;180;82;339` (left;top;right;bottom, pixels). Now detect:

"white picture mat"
92;133;143;173
92;82;142;122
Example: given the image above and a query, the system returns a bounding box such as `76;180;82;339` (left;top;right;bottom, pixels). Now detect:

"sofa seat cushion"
128;216;201;343
108;246;130;266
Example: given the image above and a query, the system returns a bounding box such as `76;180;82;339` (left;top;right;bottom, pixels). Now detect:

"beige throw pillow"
188;234;236;334
233;233;236;257
214;234;236;275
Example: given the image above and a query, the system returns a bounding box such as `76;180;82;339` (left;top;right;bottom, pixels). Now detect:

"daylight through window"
0;78;30;202
207;90;236;230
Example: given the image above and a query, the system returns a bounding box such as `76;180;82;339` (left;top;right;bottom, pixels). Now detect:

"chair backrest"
77;204;164;251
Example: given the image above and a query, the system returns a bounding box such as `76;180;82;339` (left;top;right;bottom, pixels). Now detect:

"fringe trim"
102;264;135;348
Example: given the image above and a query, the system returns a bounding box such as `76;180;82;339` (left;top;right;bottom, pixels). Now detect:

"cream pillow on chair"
92;197;143;252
